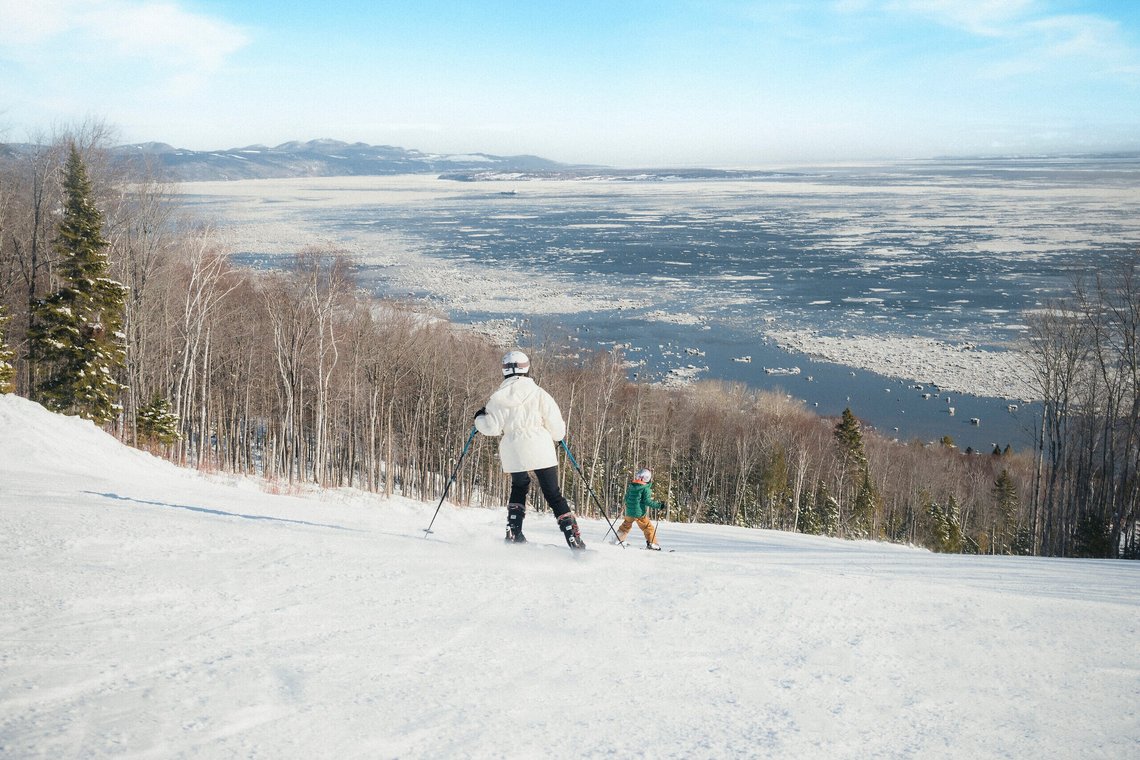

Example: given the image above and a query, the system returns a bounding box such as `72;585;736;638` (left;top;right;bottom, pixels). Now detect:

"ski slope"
1;394;1137;759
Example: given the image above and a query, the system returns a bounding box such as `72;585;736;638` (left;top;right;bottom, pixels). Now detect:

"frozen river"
175;156;1140;451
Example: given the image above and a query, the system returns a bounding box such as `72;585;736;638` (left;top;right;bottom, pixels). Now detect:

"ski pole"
424;426;478;536
560;439;624;546
654;487;670;545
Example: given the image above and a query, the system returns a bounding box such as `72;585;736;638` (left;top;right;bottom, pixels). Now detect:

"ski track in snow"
1;394;1138;759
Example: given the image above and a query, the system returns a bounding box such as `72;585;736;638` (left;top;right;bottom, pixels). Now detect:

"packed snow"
1;393;1137;759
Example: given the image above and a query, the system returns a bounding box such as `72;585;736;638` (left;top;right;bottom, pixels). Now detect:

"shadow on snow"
86;491;361;532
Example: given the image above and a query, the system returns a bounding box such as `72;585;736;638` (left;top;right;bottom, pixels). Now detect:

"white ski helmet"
501;350;530;377
634;468;652;483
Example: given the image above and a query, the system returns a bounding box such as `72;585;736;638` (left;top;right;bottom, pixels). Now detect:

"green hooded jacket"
623;481;662;518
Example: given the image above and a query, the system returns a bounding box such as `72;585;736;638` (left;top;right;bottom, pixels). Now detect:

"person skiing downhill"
474;350;586;550
616;467;664;550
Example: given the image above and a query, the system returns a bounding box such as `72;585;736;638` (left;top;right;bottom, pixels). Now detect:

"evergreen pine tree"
29;145;127;424
0;305;15;394
925;496;965;553
834;407;866;467
818;481;841;536
798;482;823;535
1010;526;1034;556
1073;513;1112;558
992;468;1019;553
926;497;950;551
137;395;180;446
850;468;878;538
834;407;878;537
944;495;964;553
884;501;910;543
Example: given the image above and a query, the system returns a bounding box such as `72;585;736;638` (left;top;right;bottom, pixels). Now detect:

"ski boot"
558;512;586;550
504;503;527;543
646;541;662;551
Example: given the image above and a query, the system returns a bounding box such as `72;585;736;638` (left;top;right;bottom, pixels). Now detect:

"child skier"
616;467;664;550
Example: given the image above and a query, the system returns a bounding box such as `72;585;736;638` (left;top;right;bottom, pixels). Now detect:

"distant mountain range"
0;138;578;181
106;139;578;181
0;138;809;182
106;140;806;182
13;137;1129;183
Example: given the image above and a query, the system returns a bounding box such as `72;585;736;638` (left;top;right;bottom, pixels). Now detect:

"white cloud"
983;13;1140;79
886;0;1036;37
0;0;248;70
884;1;1140;79
1028;14;1125;59
85;1;248;69
0;0;74;44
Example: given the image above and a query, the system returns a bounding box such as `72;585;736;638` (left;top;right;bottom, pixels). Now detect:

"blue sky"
1;0;1138;166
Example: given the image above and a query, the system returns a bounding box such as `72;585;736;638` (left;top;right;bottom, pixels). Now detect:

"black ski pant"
509;466;570;518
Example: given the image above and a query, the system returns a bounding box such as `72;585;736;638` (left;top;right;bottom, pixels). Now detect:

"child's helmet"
501;350;530;377
634;468;652;483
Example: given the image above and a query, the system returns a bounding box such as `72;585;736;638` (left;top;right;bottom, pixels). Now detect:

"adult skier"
474;350;586;550
616;467;664;550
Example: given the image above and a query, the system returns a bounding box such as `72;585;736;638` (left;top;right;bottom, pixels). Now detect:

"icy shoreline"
766;329;1039;402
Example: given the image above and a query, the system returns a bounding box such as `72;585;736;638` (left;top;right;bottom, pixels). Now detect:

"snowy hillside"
1;394;1137;759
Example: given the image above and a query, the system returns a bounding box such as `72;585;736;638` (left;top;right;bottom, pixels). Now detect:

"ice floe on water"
658;364;709;388
766;329;1038;401
644;309;709;327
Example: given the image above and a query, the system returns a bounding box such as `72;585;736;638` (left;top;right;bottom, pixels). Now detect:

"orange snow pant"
616;515;656;544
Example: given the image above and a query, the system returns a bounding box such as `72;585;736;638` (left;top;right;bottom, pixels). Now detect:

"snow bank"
1;394;1137;759
0;394;185;483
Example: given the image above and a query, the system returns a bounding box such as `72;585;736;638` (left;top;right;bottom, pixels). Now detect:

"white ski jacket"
475;376;566;473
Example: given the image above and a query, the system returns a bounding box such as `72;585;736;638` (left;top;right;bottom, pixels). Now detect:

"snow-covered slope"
1;394;1137;759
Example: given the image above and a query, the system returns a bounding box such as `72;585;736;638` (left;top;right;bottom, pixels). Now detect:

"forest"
1;126;1136;558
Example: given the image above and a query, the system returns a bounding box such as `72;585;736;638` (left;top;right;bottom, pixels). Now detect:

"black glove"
655;502;667;512
473;406;486;421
